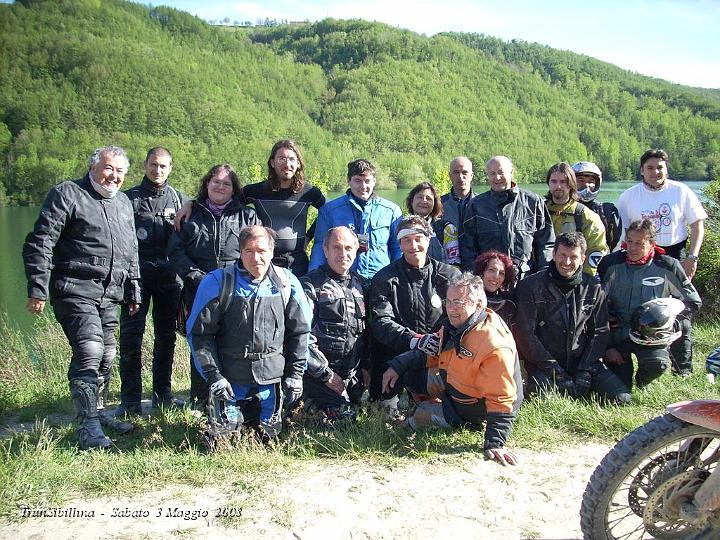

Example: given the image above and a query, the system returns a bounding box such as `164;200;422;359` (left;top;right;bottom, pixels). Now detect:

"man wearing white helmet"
572;161;622;251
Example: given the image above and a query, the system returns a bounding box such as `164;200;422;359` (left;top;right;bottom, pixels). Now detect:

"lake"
2;180;710;336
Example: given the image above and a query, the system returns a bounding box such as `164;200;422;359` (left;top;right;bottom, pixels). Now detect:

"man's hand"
574;370;592;397
361;368;371;389
426;370;445;398
210;378;235;401
324;371;347;396
128;303;141;316
382;367;400;394
26;298;45;315
282;377;303;410
173;200;194;231
484;447;518;466
681;258;698;280
604;348;624;365
409;333;440;356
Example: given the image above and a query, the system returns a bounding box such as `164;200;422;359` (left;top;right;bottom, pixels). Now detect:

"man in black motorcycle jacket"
515;232;630;403
369;216;460;405
301;226;368;420
23;146;141;450
117;146;190;415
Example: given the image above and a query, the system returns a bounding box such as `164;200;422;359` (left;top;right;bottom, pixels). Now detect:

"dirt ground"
1;442;610;540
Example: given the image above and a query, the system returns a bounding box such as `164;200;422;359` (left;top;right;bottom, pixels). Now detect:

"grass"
1;313;719;519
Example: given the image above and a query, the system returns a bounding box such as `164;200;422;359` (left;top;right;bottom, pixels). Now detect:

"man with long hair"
242;139;326;276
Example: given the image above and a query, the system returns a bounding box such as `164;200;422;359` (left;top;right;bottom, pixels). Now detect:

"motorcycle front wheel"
580;413;720;540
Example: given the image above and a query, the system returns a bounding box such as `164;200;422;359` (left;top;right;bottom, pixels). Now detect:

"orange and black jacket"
431;309;523;449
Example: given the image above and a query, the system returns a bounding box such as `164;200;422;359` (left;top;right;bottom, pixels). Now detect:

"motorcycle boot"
70;379;112;450
96;375;134;434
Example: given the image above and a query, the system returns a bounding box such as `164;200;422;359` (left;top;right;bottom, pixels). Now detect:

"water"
3;180;710;336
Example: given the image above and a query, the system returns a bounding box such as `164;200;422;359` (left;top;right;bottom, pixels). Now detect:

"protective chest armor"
310;272;366;371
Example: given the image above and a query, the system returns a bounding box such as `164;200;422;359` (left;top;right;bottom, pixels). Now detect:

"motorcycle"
580;399;720;539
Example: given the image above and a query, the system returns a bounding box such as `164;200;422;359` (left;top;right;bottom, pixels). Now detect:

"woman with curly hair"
473;250;517;328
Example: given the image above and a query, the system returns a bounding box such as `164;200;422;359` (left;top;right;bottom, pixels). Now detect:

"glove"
573;371;592;397
283;377;303;410
210;377;235;401
409;333;440;356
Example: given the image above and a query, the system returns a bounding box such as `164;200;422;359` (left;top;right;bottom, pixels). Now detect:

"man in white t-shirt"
616;149;707;280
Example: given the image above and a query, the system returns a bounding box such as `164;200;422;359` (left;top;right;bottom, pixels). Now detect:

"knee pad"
635;348;670;387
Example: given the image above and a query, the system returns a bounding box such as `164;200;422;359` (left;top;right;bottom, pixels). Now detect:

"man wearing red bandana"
598;219;701;390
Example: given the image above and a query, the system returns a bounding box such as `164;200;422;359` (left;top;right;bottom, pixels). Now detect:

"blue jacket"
309;191;402;280
186;263;311;386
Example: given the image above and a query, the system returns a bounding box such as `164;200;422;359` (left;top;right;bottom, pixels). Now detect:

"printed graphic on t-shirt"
640;202;672;235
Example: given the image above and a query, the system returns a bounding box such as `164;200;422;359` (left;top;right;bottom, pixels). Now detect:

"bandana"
397;226;430;242
621;242;666;265
90;177;119;198
207;199;231;216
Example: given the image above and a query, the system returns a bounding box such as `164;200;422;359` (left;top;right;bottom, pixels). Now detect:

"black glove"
573;370;592;397
210;377;235;401
409;333;440;356
282;377;303;410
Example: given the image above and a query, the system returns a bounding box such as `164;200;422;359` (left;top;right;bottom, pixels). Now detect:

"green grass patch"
1;315;718;518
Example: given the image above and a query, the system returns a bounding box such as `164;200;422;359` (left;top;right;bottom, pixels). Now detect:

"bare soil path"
1;442;610;539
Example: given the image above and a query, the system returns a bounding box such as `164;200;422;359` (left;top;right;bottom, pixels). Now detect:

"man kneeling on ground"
301;226;369;423
186;226;311;442
381;272;523;466
515;232;631;404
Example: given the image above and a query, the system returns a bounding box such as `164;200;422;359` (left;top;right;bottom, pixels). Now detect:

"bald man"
441;157;476;235
460;156;554;279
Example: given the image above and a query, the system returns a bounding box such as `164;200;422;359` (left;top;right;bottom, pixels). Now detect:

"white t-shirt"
617;180;707;247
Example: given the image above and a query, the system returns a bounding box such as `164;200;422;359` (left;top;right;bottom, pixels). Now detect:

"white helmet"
572;161;602;203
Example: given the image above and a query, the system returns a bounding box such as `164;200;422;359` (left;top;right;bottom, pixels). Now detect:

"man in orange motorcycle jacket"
381;272;523;466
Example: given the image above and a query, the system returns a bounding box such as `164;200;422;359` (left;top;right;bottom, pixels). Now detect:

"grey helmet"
572;161;602;203
629;298;686;347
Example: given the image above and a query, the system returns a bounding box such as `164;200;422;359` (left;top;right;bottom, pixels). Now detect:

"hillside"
1;0;719;205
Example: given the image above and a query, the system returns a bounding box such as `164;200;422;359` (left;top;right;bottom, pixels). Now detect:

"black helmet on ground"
629;298;686;347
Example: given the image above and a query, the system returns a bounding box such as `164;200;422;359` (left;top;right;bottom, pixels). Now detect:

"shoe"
151;395;187;409
112;402;143;417
99;411;134;434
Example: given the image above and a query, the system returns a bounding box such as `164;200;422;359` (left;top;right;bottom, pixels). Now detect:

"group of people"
23;141;707;466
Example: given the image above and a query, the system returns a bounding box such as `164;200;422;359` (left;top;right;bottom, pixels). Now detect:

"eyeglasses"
209;179;232;189
274;156;297;164
443;299;475;308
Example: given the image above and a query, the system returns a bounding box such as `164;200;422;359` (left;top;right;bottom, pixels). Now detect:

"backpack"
218;264;291;314
176;264;291;337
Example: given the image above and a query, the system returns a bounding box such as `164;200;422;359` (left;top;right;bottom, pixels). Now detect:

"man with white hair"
382;272;523;466
460;155;555;279
23;146;142;450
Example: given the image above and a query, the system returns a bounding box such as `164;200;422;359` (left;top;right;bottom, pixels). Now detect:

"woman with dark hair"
473;250;517;328
168;164;260;407
242;139;326;276
405;181;458;264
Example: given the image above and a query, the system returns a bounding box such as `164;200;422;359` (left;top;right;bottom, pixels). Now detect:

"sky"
138;0;720;89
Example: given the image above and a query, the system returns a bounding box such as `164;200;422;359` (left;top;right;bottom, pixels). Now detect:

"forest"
1;0;719;205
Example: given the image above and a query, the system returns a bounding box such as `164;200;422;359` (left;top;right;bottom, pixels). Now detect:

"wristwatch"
686;254;699;261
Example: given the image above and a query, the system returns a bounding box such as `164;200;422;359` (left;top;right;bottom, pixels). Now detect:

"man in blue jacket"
309;159;402;280
187;226;311;442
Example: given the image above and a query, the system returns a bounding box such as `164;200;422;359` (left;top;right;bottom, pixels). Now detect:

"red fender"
666;400;720;432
